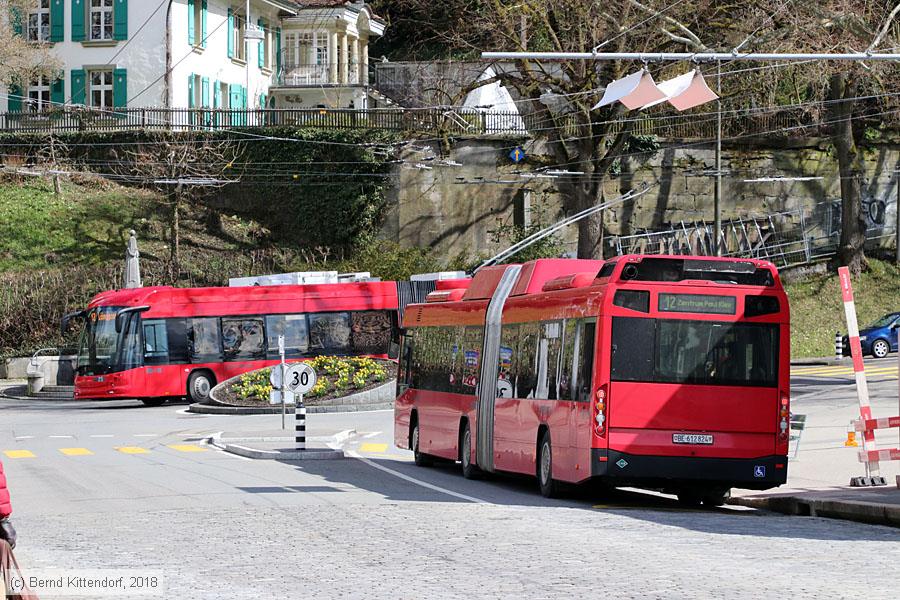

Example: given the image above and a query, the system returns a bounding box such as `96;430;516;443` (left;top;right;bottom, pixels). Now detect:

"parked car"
842;312;900;358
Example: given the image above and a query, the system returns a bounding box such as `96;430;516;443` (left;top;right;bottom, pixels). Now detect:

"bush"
232;356;390;403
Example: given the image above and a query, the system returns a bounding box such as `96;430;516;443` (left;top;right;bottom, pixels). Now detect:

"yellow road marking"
3;450;35;459
59;448;93;456
116;446;150;454
167;444;208;453
360;443;388;453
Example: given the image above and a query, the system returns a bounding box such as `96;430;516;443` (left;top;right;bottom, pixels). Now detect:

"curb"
207;434;346;461
789;357;846;366
729;495;900;528
188;402;392;415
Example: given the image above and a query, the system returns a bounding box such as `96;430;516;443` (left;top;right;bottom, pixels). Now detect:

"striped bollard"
838;267;880;479
835;332;843;359
295;396;306;451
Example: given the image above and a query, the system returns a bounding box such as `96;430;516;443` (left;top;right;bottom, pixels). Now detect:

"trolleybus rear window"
610;317;779;387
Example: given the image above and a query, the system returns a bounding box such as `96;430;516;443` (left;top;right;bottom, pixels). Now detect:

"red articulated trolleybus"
394;255;791;504
66;276;455;406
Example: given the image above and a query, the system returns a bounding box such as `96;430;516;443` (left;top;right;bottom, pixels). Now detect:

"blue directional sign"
509;147;526;163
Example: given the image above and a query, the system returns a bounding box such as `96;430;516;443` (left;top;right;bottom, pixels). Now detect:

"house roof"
290;1;385;21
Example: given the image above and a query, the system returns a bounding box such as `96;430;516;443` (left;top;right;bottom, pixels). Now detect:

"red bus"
394;255;790;504
66;279;444;405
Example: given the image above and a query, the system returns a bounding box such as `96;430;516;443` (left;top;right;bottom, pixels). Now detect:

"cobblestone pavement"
13;499;900;600
2;394;900;599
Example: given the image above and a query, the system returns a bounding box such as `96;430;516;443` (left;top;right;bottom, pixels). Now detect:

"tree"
1;1;61;90
113;135;243;283
377;1;785;258
778;2;900;274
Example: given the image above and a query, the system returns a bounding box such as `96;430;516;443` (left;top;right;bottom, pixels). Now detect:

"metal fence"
0;105;839;139
608;202;898;268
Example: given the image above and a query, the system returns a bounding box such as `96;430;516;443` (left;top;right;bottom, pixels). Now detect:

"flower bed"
219;356;393;407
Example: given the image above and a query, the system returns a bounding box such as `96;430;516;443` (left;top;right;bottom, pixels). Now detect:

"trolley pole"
714;59;722;256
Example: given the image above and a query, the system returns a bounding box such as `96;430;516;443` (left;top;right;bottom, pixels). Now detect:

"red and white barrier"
840;267;900;487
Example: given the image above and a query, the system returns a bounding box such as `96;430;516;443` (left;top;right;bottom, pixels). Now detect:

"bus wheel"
411;421;432;467
187;371;214;404
702;488;732;507
140;398;166;407
460;422;481;480
538;431;559;498
676;490;703;507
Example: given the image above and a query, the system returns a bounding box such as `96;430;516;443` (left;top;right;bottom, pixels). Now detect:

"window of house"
262;21;273;69
232;12;246;60
316;35;329;66
27;75;51;112
90;0;114;41
89;70;113;109
27;0;51;42
192;0;203;46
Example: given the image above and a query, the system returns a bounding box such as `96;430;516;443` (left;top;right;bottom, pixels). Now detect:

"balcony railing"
278;62;362;87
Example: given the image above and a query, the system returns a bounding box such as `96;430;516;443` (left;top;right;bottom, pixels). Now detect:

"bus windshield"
77;307;125;376
611;317;779;387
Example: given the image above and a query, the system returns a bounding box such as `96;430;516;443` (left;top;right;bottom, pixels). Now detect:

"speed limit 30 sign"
284;363;317;395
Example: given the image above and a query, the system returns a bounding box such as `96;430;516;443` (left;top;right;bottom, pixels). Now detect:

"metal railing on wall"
0;106;841;139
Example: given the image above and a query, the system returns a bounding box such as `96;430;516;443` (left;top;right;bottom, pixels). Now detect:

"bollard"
295;397;306;451
835;332;843;359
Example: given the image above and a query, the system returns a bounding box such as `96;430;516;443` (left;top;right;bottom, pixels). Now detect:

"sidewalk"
728;387;900;528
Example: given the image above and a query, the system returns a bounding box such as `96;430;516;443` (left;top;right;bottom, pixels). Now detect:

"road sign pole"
279;335;286;430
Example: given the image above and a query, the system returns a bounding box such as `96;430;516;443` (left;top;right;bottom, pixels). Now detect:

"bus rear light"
778;392;790;441
594;387;607;435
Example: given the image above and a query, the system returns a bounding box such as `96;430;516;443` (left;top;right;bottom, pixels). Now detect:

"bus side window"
577;320;596;402
517;322;539;398
143;320;169;365
188;317;222;362
559;319;578;401
166;319;189;364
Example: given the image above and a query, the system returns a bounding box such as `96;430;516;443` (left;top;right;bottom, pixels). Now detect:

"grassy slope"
785;259;900;358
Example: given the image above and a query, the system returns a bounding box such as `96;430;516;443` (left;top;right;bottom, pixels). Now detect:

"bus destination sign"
658;293;736;315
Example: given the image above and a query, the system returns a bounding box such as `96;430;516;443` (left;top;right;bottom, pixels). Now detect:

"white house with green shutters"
2;1;385;117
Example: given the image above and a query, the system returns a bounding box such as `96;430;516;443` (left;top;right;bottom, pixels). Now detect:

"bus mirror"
60;310;86;335
115;306;151;333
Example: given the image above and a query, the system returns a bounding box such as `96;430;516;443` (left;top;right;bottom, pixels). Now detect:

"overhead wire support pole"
715;59;722;256
481;51;900;62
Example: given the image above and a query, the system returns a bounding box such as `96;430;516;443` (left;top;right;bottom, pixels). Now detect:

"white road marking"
15;436;34;440
362;431;382;439
49;435;73;439
346;449;489;505
90;434;114;438
134;434;157;437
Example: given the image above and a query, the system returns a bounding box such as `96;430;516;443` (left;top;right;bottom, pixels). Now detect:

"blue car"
843;312;900;358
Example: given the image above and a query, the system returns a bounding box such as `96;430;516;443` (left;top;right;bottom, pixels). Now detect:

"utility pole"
714;59;722;256
896;168;900;265
246;0;251;113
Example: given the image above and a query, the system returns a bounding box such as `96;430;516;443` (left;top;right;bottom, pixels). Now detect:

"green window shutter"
113;68;127;108
201;0;207;48
241;86;247;109
227;9;234;58
71;0;84;41
71;69;86;105
259;93;265;108
188;75;195;108
113;0;127;41
51;77;65;105
50;0;64;42
275;28;281;71
213;80;220;108
257;19;264;68
187;0;194;45
201;77;210;108
10;7;22;36
7;84;22;112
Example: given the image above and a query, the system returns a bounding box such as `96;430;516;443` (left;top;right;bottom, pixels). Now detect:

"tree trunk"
573;181;605;259
828;73;868;274
169;189;181;283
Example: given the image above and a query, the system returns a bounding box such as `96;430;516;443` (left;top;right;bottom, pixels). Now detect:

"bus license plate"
673;433;714;445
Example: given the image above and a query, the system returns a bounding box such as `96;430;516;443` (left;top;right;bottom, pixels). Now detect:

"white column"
350;36;359;84
339;32;348;85
329;32;338;83
361;37;369;85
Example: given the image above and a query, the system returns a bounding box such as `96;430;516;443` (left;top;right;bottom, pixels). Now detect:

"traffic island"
207;432;346;460
729;487;900;528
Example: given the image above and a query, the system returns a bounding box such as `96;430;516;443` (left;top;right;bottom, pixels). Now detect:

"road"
1;361;899;599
